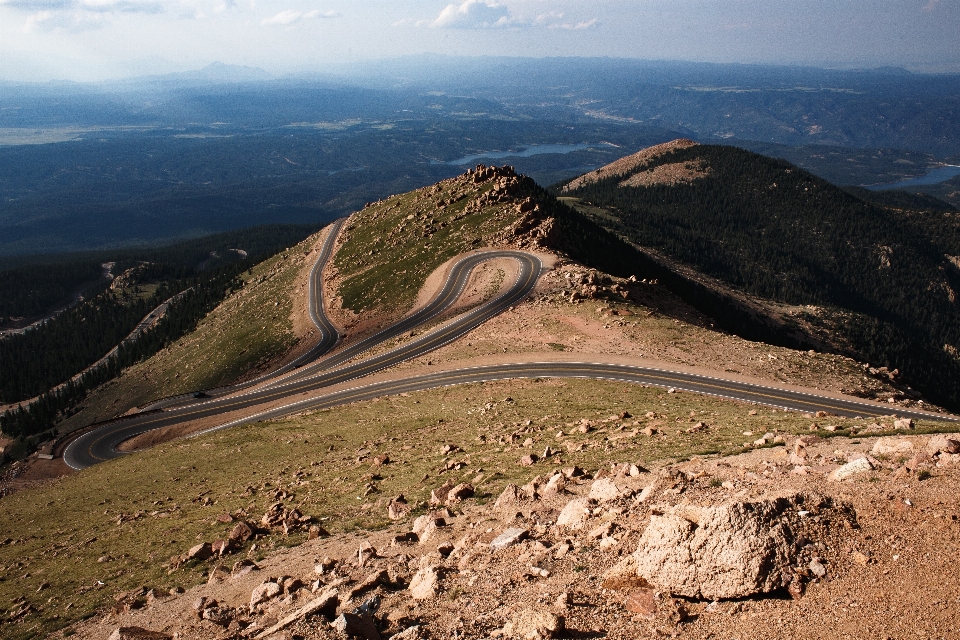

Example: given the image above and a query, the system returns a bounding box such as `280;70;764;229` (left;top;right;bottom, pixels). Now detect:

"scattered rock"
871;437;915;457
229;521;254;543
211;539;232;557
187;542;213;561
494;484;526;510
905;452;933;471
540;473;566;498
624;588;657;619
520;454;539;466
445;483;475;504
390;625;424;640
231;559;258;579
250;581;281;608
412;513;445;537
589;478;627;503
893;418;915;430
252;589;339;639
809;560;827;578
201;604;234;626
686;422;709;434
388;495;411;520
928;434;960;456
430;480;456;506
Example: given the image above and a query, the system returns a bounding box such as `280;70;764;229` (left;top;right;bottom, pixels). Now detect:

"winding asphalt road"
64;223;959;470
64;248;543;468
140;217;347;411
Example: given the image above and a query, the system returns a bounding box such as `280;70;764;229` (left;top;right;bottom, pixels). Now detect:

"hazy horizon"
2;1;960;82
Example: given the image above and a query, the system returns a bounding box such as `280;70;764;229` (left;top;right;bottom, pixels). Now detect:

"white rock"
489;527;528;551
828;457;874;482
809;560;827;578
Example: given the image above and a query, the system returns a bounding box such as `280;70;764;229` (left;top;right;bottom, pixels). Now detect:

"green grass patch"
332;175;524;315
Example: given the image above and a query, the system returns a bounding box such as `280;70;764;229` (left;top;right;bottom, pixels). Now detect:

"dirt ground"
60;430;960;640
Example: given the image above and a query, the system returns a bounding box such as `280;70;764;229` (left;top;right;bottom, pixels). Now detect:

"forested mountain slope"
557;142;960;410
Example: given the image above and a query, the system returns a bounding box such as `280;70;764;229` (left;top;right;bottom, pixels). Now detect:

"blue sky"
2;0;959;81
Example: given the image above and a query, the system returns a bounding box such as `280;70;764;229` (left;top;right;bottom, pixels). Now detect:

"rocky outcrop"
632;494;838;599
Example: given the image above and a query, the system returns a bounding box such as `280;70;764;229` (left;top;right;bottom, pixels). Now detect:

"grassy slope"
5;377;956;638
332;170;522;315
58;232;321;430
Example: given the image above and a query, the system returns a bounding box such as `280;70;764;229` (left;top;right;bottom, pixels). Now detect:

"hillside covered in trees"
557;142;960;410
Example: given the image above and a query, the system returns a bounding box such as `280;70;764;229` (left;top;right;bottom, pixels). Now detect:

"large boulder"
632;495;824;599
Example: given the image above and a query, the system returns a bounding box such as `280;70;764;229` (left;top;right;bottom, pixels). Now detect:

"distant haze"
2;0;960;82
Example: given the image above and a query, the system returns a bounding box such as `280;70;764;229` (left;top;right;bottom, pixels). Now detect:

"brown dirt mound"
562;139;699;191
618;159;710;188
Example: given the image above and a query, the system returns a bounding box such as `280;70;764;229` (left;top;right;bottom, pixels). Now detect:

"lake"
438;142;619;166
867;165;960;190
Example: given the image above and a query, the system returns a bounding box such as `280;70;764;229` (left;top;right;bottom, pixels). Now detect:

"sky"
1;0;959;81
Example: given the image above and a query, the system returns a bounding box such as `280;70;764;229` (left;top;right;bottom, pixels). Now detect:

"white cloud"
260;8;339;26
417;2;597;31
429;0;515;29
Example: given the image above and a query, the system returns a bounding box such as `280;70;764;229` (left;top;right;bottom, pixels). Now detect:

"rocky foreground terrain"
63;430;960;640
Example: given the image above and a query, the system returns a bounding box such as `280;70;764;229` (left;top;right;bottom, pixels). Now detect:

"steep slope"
54;229;331;433
558;142;960;410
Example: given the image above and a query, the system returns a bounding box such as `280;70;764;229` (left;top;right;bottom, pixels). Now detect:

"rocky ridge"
65;430;960;640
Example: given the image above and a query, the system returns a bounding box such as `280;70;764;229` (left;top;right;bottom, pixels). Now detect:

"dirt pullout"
394;261;935;411
562;138;699;191
66;431;960;640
